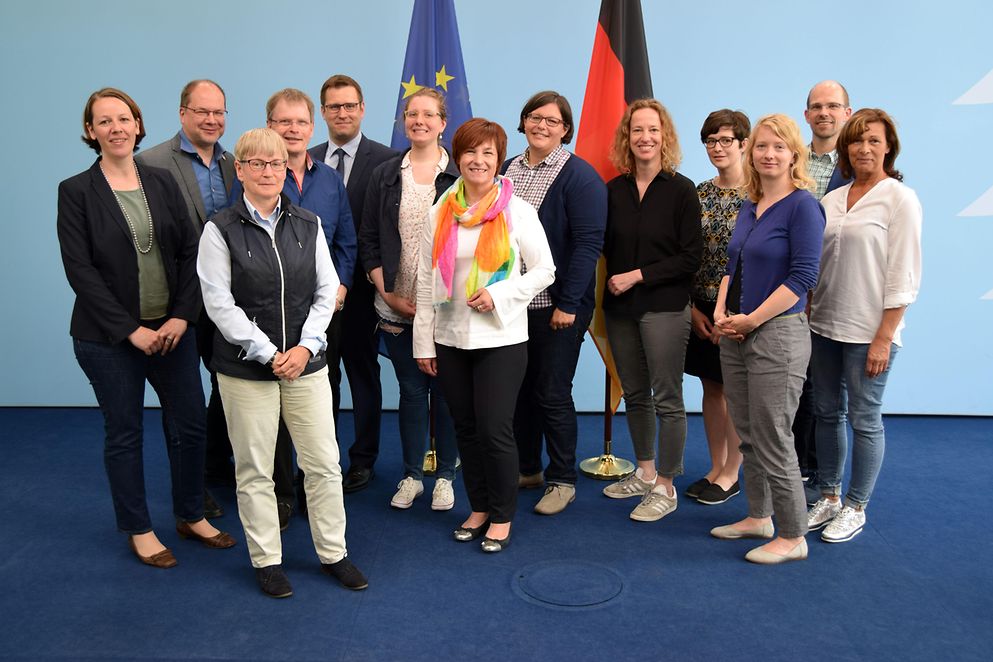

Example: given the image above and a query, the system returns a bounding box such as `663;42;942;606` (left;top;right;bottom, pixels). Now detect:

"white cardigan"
810;178;922;346
413;194;555;357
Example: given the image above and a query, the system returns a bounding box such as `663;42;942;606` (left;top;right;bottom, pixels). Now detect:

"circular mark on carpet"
512;560;624;610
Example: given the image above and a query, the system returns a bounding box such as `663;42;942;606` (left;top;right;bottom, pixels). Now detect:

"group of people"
57;74;922;597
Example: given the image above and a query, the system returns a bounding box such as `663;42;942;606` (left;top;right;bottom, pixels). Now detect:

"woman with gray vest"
197;128;366;598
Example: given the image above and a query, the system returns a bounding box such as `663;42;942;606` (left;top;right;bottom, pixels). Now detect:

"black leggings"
435;342;527;524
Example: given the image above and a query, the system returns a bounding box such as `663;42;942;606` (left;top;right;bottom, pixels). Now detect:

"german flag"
577;0;653;414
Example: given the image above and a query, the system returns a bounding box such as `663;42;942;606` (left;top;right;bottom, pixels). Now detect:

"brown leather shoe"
176;520;237;549
128;537;178;568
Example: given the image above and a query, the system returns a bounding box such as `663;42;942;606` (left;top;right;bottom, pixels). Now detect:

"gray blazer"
136;132;235;233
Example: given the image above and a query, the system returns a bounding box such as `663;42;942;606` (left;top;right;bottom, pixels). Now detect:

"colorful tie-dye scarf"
430;176;515;304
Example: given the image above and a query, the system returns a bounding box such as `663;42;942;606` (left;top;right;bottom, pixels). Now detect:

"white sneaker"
602;467;656;499
431;478;455;511
821;506;866;543
807;497;842;531
390;477;423;509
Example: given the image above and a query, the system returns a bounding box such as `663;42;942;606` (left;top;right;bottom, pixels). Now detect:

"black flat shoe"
481;532;511;553
684;478;711;500
342;467;374;494
696;481;740;505
453;520;488;542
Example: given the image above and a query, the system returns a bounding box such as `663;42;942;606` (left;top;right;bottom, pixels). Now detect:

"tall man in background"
797;79;853;496
310;75;397;494
137;79;236;518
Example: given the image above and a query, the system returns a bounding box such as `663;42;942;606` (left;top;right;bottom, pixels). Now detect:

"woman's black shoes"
453;520;488;542
480;532;511;553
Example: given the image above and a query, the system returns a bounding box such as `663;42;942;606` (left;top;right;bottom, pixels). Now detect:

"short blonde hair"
234;128;288;161
609;98;682;176
743;114;814;202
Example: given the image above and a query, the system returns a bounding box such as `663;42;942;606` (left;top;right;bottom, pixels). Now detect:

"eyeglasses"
808;102;847;112
182;106;227;119
239;159;287;172
524;113;564;128
403;110;441;120
323;102;361;114
704;136;738;149
270;119;312;128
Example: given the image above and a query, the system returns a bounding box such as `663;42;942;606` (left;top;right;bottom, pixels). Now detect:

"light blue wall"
2;0;991;414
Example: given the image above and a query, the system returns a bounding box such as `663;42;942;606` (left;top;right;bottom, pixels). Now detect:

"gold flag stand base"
580;453;634;480
423;450;461;476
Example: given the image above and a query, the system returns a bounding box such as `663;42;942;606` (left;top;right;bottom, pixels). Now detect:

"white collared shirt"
323;132;363;185
810;178;922;346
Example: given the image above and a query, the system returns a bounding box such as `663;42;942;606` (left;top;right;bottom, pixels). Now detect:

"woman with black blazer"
358;88;460;512
57;88;234;569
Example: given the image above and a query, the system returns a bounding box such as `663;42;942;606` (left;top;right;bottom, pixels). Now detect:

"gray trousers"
605;307;691;477
720;315;810;538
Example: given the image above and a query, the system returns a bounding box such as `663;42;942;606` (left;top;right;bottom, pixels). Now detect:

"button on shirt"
179;131;229;219
323;132;362;186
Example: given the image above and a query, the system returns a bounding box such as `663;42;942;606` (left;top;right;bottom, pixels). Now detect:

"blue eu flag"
390;0;473;150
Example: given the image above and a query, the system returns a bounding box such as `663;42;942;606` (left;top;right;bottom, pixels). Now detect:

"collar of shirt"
808;144;838;165
400;147;449;174
243;194;282;236
179;130;225;164
329;132;362;162
519;144;566;170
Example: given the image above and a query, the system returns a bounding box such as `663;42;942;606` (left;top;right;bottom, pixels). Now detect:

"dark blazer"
358;149;459;291
57;160;201;344
309;134;397;233
825;164;851;197
136;132;235;233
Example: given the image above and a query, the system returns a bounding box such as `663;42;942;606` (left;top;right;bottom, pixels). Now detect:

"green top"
115;189;169;320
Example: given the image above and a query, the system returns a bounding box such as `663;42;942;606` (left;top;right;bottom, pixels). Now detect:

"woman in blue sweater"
710;114;825;564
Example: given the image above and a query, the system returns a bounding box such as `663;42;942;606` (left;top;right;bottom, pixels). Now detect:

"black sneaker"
684;478;711;500
255;564;293;598
696;481;740;505
277;501;293;532
321;557;368;590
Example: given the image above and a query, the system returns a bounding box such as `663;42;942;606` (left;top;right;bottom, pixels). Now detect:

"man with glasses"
230;88;357;528
138;79;236;518
502;91;606;516
795;80;854;500
309;75;397;495
804;80;853;199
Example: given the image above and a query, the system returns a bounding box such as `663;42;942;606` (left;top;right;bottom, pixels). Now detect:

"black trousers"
435;342;527;524
196;311;234;484
336;277;383;470
792;365;818;475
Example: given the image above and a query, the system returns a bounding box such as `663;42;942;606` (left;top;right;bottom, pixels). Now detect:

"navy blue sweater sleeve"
555;162;606;313
327;173;356;289
784;193;825;297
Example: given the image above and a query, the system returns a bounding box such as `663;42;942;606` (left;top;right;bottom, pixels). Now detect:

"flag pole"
579;367;634;480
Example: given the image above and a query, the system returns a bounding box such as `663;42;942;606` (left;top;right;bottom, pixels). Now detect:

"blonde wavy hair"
609;98;681;176
743;113;814;202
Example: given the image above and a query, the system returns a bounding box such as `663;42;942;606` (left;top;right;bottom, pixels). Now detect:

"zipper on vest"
272;211;287;352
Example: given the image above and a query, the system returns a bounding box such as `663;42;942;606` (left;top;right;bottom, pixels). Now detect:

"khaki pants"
218;367;346;567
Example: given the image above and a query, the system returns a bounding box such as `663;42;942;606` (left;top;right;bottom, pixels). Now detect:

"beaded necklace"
101;160;154;254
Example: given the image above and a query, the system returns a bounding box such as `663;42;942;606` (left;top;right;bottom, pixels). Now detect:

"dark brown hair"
81;88;146;153
517;91;574;144
320;74;364;106
836;108;903;181
700;109;750;143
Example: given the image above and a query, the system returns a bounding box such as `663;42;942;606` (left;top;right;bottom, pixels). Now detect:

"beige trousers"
218;366;347;567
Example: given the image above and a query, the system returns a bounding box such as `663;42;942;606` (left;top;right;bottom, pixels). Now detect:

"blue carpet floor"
0;409;990;661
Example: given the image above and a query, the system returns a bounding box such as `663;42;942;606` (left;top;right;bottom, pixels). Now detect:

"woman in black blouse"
599;99;703;523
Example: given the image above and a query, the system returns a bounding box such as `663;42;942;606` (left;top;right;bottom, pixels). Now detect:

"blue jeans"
810;332;898;509
513;307;591;485
74;329;207;534
380;321;457;480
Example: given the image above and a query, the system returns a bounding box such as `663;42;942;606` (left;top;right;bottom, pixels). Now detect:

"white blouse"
412;194;555;356
810;178;922;346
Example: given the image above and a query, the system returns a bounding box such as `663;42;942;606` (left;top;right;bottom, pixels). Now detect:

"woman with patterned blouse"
684;110;750;507
358;88;460;512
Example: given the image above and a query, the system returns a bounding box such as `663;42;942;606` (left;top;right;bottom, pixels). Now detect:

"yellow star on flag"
401;75;424;99
435;65;455;91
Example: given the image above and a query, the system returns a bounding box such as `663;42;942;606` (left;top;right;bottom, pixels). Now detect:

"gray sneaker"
629;485;677;522
602;468;655;499
807;497;842;531
533;484;576;515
